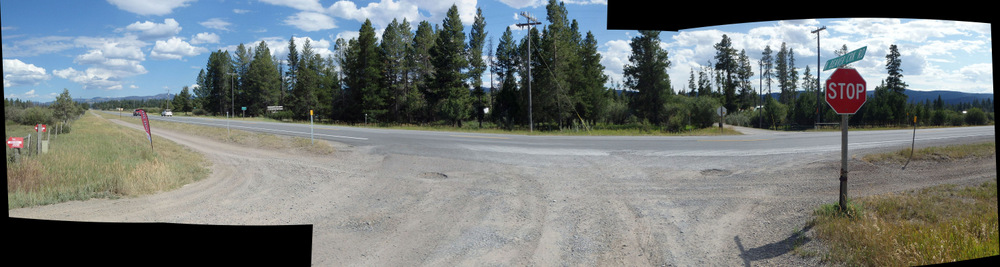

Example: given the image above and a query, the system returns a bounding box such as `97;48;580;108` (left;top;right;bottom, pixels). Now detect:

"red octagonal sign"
825;68;867;114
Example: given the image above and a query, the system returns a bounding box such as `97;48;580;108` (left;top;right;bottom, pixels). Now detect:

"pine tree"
291;38;319;120
244;41;280;117
468;8;488;127
408;20;436;123
493;26;520;128
381;18;413;122
576;31;608;125
624;30;672;124
430;5;470;126
713;34;738;112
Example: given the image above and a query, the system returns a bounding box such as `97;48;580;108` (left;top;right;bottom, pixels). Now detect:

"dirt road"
9;118;996;266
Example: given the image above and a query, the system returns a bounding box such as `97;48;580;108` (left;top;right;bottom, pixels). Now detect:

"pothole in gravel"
419;172;449;179
700;169;732;177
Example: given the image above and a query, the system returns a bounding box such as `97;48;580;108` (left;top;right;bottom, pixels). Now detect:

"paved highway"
110;111;995;163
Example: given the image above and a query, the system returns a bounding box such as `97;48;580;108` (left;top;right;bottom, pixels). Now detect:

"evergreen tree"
429;5;470;126
576;31;609;125
761;45;774;96
381;18;413;122
736;49;755;110
194;69;209;111
244;41;281;117
713;34;737;112
493;26;520;128
233;43;253;114
624;30;672;124
172;86;193;114
204;50;233;115
291;38;319;120
408;20;436;123
467;8;488;127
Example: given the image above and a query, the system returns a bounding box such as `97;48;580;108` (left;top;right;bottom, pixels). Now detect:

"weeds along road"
12;112;996;266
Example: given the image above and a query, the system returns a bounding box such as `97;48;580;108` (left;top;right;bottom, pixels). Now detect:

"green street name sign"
824;46;867;71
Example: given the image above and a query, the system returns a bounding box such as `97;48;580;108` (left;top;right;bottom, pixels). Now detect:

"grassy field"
807;142;998;266
154;112;744;136
99;112;336;155
861;141;996;164
7;111;210;209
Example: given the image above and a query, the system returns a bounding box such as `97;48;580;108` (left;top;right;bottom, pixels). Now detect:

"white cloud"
260;0;324;12
124;18;182;40
5;89;40;99
151;37;208;60
1;36;75;57
233;9;251;14
200;18;232;31
328;0;421;28
191;32;220;44
3;59;51;87
600;39;630;86
54;67;133;90
497;0;546;9
284;12;337;32
57;35;148;90
106;0;195;16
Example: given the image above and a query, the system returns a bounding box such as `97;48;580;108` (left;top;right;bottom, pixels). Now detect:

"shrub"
19;106;54;126
267;111;293;121
965;108;987;125
192;108;207;116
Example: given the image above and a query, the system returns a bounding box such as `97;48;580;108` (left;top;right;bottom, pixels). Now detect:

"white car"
161;109;173;117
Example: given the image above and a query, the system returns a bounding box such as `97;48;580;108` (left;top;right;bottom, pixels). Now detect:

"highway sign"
825;68;867;114
824;46;867;71
7;137;24;148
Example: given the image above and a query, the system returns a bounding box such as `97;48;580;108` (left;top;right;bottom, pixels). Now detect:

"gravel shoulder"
9;119;996;266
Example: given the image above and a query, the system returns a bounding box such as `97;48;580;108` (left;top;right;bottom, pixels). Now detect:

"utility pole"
812;26;826;128
517;11;540;132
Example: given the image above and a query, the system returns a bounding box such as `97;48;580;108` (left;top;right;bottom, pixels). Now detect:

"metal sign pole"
839;114;849;210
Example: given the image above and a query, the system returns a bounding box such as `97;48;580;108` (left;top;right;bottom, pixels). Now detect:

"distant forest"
12;1;995;131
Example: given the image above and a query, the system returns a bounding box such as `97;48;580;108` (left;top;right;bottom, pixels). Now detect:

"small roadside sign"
7;137;24;148
35;124;47;132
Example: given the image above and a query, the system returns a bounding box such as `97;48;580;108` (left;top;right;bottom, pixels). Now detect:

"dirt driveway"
9;119;996;266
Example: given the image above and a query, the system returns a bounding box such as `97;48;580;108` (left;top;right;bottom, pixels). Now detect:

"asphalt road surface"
15;111;996;265
123;111;994;162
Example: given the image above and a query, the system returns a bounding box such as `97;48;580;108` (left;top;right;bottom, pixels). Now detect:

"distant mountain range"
74;93;172;104
763;89;992;106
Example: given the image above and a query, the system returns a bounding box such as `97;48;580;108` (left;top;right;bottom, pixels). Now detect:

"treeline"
173;0;989;131
181;1;686;130
5;89;87;129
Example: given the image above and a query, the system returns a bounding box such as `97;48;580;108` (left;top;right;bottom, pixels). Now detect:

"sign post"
7;137;24;162
716;106;727;133
310;110;314;144
825;68;867;211
35;124;47;154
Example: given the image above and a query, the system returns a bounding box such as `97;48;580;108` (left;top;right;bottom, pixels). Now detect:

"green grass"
862;142;996;164
140;110;743;136
7;111;210;209
96;111;336;155
809;181;998;266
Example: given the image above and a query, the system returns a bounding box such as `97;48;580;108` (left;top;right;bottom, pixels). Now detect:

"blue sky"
2;0;992;102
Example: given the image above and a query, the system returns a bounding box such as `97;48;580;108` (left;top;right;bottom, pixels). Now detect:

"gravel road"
9;118;996;266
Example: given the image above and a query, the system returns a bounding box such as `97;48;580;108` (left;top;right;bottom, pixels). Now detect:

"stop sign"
825;68;867;114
